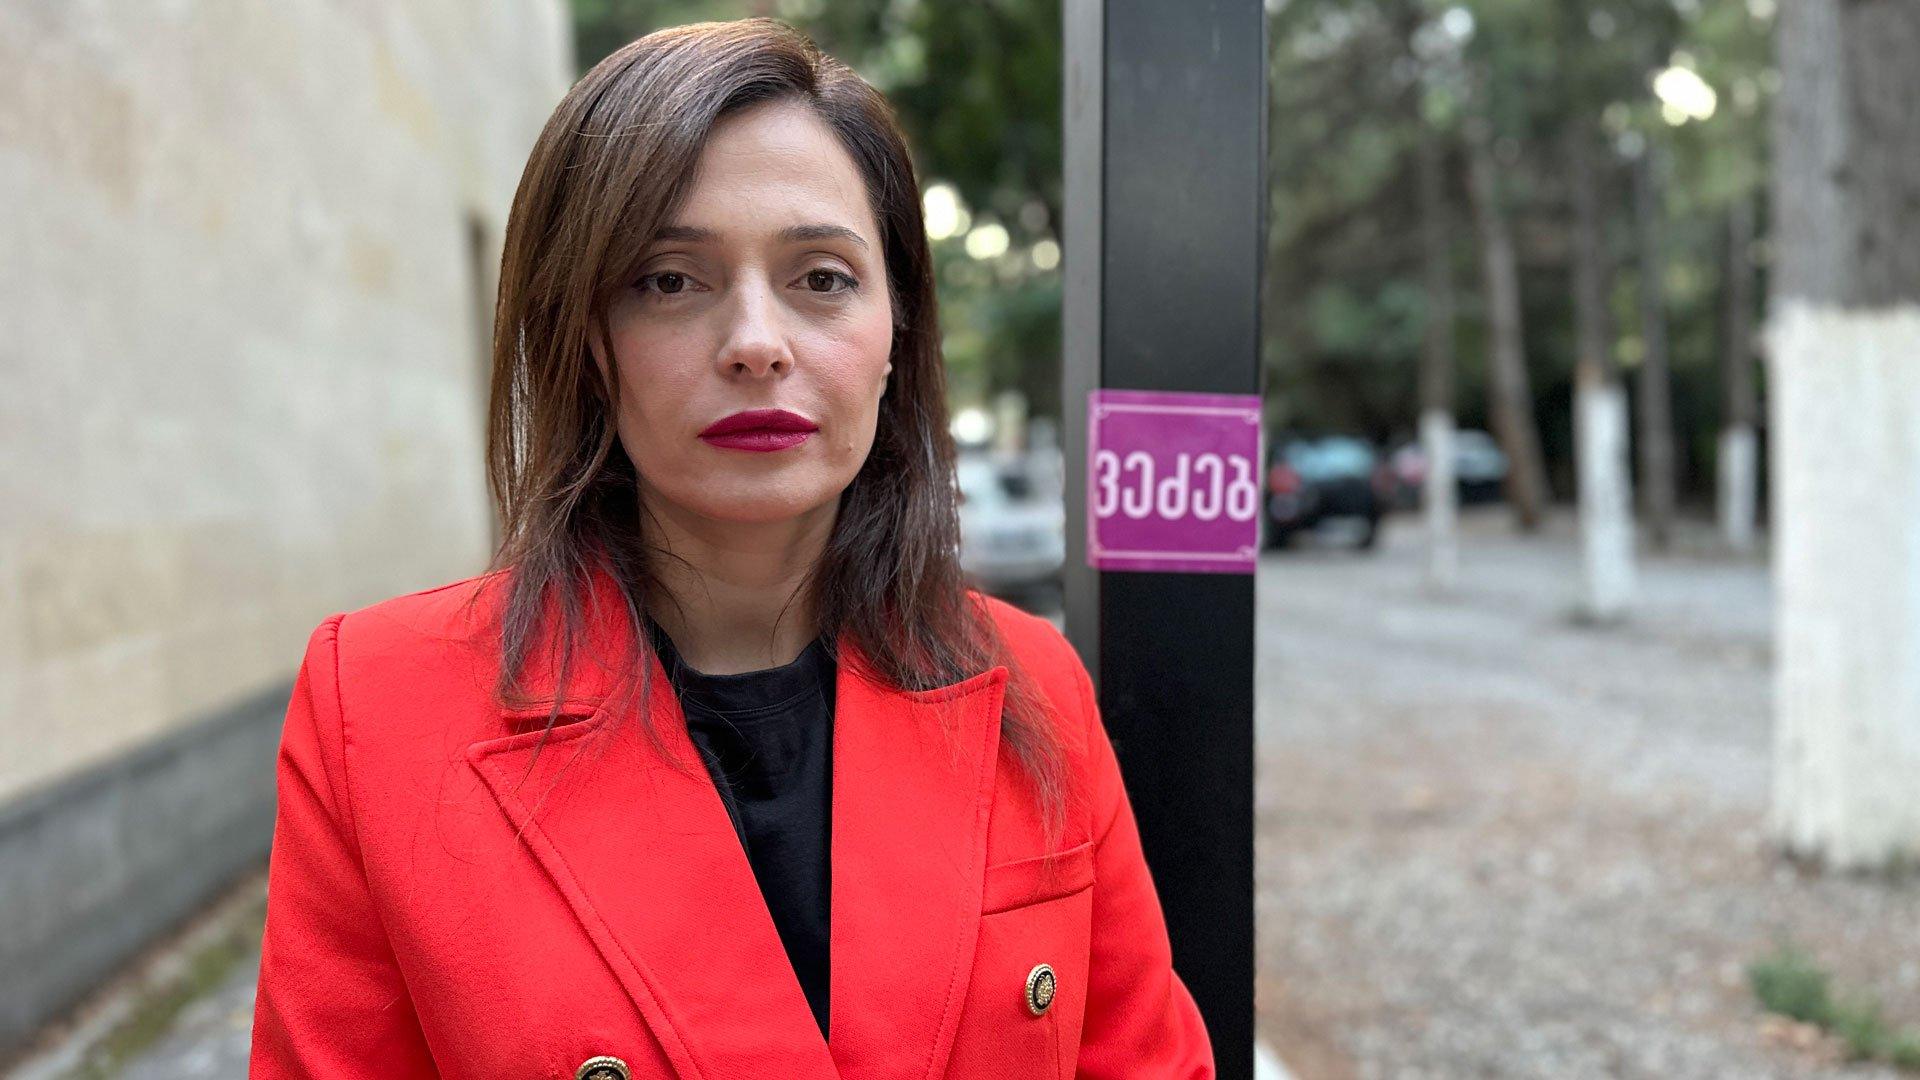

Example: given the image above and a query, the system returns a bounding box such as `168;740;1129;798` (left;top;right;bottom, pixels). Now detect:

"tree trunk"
1769;0;1920;872
1566;124;1635;620
1417;124;1459;589
1633;145;1677;549
1718;193;1759;553
1463;115;1551;530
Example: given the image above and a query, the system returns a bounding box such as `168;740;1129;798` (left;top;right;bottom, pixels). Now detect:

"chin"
680;484;842;526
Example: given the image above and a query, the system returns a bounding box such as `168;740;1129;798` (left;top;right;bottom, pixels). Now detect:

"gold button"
576;1056;629;1080
1025;963;1057;1016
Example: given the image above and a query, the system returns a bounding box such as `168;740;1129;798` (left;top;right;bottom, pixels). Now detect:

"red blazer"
249;564;1214;1079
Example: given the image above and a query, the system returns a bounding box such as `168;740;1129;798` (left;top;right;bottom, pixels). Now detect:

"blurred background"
4;1;1917;1077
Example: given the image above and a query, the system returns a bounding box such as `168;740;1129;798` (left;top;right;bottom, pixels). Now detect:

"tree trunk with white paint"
1418;124;1459;591
1567;124;1635;621
1718;194;1759;553
1769;0;1920;871
1464;112;1551;531
1575;384;1634;619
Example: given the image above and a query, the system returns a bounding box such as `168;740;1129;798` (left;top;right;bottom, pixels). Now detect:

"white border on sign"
1093;403;1262;421
1091;546;1258;560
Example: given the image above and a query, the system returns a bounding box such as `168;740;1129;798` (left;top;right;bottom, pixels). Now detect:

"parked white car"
956;451;1064;599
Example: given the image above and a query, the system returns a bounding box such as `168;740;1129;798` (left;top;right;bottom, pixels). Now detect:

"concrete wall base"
0;683;288;1056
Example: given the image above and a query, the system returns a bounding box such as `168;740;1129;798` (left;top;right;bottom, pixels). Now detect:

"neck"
638;485;837;676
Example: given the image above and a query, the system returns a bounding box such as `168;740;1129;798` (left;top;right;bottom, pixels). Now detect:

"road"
1256;509;1919;1079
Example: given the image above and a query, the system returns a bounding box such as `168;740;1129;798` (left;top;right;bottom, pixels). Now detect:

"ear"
586;313;621;399
587;321;609;381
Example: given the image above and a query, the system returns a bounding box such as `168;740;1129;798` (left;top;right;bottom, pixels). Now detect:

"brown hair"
479;18;1066;838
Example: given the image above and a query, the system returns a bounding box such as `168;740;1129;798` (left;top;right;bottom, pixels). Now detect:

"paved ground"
6;872;265;1080
14;507;1917;1077
112;963;258;1080
1256;508;1919;1079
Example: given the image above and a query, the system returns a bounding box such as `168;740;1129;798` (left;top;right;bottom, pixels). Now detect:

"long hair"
479;18;1066;838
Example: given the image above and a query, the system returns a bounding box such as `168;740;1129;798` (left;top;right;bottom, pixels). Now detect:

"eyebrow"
649;223;870;250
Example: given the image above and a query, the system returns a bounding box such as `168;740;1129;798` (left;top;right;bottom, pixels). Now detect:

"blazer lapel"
464;564;1009;1080
828;641;1009;1080
467;644;840;1080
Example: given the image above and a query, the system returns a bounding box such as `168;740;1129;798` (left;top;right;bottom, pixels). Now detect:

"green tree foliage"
1266;0;1773;499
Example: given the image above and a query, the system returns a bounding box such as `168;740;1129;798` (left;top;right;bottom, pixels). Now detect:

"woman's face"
591;98;895;531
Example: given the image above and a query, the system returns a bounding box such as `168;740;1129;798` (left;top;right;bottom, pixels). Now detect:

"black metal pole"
1063;2;1263;1075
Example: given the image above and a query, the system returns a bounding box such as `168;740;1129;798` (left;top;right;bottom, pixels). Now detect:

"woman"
249;17;1213;1080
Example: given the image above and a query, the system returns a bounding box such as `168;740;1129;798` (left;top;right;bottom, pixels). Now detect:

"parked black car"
1263;435;1392;550
1385;428;1510;508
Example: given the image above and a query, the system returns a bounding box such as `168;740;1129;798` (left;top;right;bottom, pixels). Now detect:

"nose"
714;278;794;379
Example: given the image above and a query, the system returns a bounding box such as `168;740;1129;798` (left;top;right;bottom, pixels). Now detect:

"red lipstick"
698;408;818;452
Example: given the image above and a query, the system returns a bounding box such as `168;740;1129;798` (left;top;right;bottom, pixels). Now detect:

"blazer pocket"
981;840;1096;915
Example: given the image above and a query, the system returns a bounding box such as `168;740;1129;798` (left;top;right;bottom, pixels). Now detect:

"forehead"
670;99;878;243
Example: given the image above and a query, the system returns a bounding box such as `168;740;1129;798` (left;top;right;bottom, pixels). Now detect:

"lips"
698;409;818;453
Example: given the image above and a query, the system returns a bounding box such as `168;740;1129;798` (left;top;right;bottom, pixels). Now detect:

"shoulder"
969;589;1093;735
334;569;507;648
971;590;1077;674
296;569;511;725
321;568;511;666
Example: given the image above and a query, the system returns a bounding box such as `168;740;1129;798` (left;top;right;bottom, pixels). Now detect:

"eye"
801;268;858;294
636;271;697;297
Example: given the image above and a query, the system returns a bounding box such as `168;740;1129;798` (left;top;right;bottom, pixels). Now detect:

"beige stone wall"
0;2;571;801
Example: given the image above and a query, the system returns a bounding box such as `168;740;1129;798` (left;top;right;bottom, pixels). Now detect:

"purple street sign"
1086;388;1263;574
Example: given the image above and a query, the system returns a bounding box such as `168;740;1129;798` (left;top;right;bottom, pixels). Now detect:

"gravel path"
1255;508;1919;1080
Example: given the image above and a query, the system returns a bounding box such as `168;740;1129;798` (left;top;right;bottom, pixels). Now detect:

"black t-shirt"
644;615;835;1040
